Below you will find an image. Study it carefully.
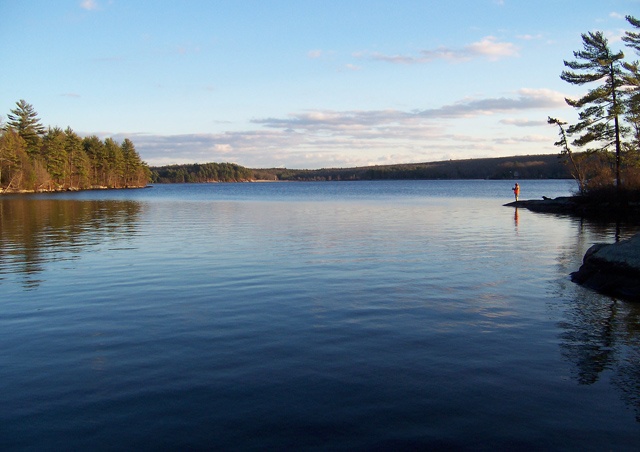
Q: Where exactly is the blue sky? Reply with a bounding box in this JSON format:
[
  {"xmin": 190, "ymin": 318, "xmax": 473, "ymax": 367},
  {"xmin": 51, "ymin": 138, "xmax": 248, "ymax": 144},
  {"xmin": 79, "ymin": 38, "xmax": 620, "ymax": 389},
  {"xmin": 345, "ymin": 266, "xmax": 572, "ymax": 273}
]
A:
[{"xmin": 1, "ymin": 0, "xmax": 639, "ymax": 168}]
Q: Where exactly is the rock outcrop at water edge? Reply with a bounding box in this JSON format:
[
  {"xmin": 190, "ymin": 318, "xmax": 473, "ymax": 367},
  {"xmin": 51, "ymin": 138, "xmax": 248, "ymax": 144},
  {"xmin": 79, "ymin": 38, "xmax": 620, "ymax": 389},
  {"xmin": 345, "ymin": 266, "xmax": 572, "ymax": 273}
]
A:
[
  {"xmin": 504, "ymin": 196, "xmax": 640, "ymax": 219},
  {"xmin": 504, "ymin": 197, "xmax": 577, "ymax": 213},
  {"xmin": 570, "ymin": 233, "xmax": 640, "ymax": 301}
]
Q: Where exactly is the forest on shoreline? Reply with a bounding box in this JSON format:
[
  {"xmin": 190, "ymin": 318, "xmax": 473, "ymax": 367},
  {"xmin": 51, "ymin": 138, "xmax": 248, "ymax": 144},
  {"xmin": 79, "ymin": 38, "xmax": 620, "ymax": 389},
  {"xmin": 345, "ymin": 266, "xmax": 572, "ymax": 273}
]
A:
[
  {"xmin": 150, "ymin": 154, "xmax": 571, "ymax": 183},
  {"xmin": 0, "ymin": 100, "xmax": 151, "ymax": 193}
]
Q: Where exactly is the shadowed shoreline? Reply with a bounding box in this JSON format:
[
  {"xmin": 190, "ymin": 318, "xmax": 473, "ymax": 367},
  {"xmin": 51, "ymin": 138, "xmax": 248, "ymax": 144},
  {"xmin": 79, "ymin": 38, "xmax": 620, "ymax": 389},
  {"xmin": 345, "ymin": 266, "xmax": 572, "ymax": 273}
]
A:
[
  {"xmin": 506, "ymin": 196, "xmax": 640, "ymax": 301},
  {"xmin": 505, "ymin": 196, "xmax": 640, "ymax": 220}
]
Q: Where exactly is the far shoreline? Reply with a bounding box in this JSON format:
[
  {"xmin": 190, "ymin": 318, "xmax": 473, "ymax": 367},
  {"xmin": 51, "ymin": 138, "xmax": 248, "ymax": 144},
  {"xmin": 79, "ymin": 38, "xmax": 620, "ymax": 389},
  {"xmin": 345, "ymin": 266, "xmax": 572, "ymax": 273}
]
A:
[{"xmin": 0, "ymin": 185, "xmax": 151, "ymax": 195}]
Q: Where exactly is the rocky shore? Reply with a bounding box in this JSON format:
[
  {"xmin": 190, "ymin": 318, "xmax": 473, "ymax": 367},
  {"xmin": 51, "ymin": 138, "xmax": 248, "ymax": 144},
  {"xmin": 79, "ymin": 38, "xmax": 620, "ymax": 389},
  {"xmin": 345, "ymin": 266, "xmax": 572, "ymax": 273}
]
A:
[
  {"xmin": 0, "ymin": 185, "xmax": 150, "ymax": 195},
  {"xmin": 505, "ymin": 196, "xmax": 640, "ymax": 301},
  {"xmin": 570, "ymin": 234, "xmax": 640, "ymax": 301},
  {"xmin": 504, "ymin": 196, "xmax": 640, "ymax": 218}
]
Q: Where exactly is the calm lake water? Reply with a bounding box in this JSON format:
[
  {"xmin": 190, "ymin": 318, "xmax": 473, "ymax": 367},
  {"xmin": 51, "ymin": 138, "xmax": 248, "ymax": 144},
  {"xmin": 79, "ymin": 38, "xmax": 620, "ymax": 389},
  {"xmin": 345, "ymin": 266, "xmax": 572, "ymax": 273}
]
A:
[{"xmin": 2, "ymin": 180, "xmax": 640, "ymax": 450}]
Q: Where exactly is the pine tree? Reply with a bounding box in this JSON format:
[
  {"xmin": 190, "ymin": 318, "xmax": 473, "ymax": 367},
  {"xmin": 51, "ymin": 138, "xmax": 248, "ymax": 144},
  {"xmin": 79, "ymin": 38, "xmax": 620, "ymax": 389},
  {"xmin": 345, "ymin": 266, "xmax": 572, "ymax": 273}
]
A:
[
  {"xmin": 0, "ymin": 128, "xmax": 28, "ymax": 190},
  {"xmin": 622, "ymin": 15, "xmax": 640, "ymax": 53},
  {"xmin": 623, "ymin": 16, "xmax": 640, "ymax": 166},
  {"xmin": 82, "ymin": 135, "xmax": 107, "ymax": 187},
  {"xmin": 2, "ymin": 100, "xmax": 149, "ymax": 192},
  {"xmin": 104, "ymin": 138, "xmax": 124, "ymax": 187},
  {"xmin": 561, "ymin": 31, "xmax": 627, "ymax": 192},
  {"xmin": 6, "ymin": 99, "xmax": 46, "ymax": 155},
  {"xmin": 41, "ymin": 127, "xmax": 67, "ymax": 188},
  {"xmin": 65, "ymin": 127, "xmax": 90, "ymax": 189},
  {"xmin": 121, "ymin": 138, "xmax": 149, "ymax": 187}
]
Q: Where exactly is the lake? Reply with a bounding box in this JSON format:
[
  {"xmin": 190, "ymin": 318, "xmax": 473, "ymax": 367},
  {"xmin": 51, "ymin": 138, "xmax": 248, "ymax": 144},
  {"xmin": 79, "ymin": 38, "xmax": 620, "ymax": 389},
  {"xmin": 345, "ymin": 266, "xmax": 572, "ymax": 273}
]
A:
[{"xmin": 2, "ymin": 180, "xmax": 640, "ymax": 450}]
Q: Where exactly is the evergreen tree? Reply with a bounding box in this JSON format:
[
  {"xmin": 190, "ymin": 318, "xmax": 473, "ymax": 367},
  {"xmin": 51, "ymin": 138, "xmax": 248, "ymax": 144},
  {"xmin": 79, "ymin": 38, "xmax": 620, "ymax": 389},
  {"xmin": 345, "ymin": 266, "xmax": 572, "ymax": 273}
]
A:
[
  {"xmin": 0, "ymin": 128, "xmax": 28, "ymax": 190},
  {"xmin": 623, "ymin": 61, "xmax": 640, "ymax": 164},
  {"xmin": 121, "ymin": 138, "xmax": 141, "ymax": 186},
  {"xmin": 104, "ymin": 137, "xmax": 124, "ymax": 187},
  {"xmin": 622, "ymin": 15, "xmax": 640, "ymax": 53},
  {"xmin": 65, "ymin": 127, "xmax": 90, "ymax": 189},
  {"xmin": 43, "ymin": 127, "xmax": 69, "ymax": 187},
  {"xmin": 6, "ymin": 99, "xmax": 46, "ymax": 155},
  {"xmin": 623, "ymin": 16, "xmax": 640, "ymax": 165},
  {"xmin": 1, "ymin": 101, "xmax": 150, "ymax": 193},
  {"xmin": 561, "ymin": 31, "xmax": 627, "ymax": 191},
  {"xmin": 82, "ymin": 135, "xmax": 107, "ymax": 186}
]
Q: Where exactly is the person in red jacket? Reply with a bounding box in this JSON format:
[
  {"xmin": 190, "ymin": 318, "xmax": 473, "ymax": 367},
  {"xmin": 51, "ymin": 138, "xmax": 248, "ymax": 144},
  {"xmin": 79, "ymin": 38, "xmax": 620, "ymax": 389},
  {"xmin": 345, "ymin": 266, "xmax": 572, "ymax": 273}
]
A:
[{"xmin": 512, "ymin": 182, "xmax": 520, "ymax": 201}]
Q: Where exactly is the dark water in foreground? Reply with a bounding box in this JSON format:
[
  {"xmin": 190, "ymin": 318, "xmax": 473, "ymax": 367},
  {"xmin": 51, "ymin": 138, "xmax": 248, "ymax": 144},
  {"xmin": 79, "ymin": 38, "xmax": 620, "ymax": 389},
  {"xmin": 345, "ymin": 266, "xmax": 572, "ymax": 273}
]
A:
[{"xmin": 1, "ymin": 180, "xmax": 640, "ymax": 450}]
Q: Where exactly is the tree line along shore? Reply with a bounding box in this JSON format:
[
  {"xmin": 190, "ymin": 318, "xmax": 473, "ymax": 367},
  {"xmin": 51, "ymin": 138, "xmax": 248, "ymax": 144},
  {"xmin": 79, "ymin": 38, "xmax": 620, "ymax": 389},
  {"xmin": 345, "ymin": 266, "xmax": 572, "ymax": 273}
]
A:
[
  {"xmin": 0, "ymin": 100, "xmax": 151, "ymax": 193},
  {"xmin": 0, "ymin": 99, "xmax": 571, "ymax": 190},
  {"xmin": 150, "ymin": 154, "xmax": 571, "ymax": 183}
]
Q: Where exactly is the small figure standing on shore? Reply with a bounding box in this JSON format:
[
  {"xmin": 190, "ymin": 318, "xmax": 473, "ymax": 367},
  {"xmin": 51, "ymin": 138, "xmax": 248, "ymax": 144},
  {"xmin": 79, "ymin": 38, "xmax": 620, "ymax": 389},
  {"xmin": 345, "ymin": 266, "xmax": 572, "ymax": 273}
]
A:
[{"xmin": 512, "ymin": 183, "xmax": 520, "ymax": 201}]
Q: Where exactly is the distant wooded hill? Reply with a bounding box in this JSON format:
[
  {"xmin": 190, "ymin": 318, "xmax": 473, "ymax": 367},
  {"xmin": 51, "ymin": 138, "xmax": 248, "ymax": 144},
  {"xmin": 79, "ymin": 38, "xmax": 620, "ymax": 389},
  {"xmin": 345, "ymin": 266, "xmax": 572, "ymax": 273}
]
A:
[
  {"xmin": 151, "ymin": 162, "xmax": 253, "ymax": 183},
  {"xmin": 254, "ymin": 154, "xmax": 571, "ymax": 181},
  {"xmin": 151, "ymin": 154, "xmax": 572, "ymax": 183}
]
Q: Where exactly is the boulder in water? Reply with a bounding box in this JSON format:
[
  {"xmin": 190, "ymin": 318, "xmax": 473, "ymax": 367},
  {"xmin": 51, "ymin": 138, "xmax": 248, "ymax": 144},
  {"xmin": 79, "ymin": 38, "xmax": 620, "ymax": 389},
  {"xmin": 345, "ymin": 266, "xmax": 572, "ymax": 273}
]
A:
[{"xmin": 571, "ymin": 233, "xmax": 640, "ymax": 301}]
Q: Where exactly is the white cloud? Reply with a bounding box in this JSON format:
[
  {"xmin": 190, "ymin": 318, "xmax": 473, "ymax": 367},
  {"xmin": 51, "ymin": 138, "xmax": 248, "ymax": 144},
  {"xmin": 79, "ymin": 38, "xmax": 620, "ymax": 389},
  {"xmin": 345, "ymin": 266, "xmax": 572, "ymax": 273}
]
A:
[
  {"xmin": 212, "ymin": 143, "xmax": 232, "ymax": 153},
  {"xmin": 369, "ymin": 53, "xmax": 420, "ymax": 64},
  {"xmin": 252, "ymin": 90, "xmax": 559, "ymax": 133},
  {"xmin": 368, "ymin": 36, "xmax": 519, "ymax": 64},
  {"xmin": 500, "ymin": 118, "xmax": 548, "ymax": 127},
  {"xmin": 80, "ymin": 0, "xmax": 99, "ymax": 11},
  {"xmin": 117, "ymin": 126, "xmax": 556, "ymax": 169},
  {"xmin": 102, "ymin": 89, "xmax": 562, "ymax": 168},
  {"xmin": 417, "ymin": 88, "xmax": 566, "ymax": 118},
  {"xmin": 494, "ymin": 134, "xmax": 550, "ymax": 145},
  {"xmin": 517, "ymin": 34, "xmax": 543, "ymax": 41},
  {"xmin": 464, "ymin": 36, "xmax": 519, "ymax": 60},
  {"xmin": 605, "ymin": 29, "xmax": 627, "ymax": 43}
]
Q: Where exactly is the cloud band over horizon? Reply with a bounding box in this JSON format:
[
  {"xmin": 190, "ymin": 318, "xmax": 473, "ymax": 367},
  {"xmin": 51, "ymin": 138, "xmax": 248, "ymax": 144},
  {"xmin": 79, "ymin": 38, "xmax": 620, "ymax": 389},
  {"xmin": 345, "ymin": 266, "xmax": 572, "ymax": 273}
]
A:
[{"xmin": 97, "ymin": 88, "xmax": 567, "ymax": 169}]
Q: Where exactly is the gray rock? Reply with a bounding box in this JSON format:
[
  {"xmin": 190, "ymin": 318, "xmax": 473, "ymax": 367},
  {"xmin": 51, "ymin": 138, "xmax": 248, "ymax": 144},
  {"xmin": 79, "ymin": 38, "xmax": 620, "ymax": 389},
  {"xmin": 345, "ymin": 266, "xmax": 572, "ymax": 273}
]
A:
[
  {"xmin": 504, "ymin": 197, "xmax": 580, "ymax": 214},
  {"xmin": 505, "ymin": 196, "xmax": 640, "ymax": 220},
  {"xmin": 571, "ymin": 233, "xmax": 640, "ymax": 301}
]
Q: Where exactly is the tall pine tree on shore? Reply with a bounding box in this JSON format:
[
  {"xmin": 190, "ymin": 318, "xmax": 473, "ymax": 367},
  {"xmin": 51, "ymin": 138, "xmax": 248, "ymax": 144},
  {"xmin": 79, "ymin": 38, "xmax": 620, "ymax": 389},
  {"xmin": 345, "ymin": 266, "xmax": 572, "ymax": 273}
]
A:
[
  {"xmin": 561, "ymin": 32, "xmax": 627, "ymax": 193},
  {"xmin": 6, "ymin": 99, "xmax": 46, "ymax": 155},
  {"xmin": 623, "ymin": 16, "xmax": 640, "ymax": 165}
]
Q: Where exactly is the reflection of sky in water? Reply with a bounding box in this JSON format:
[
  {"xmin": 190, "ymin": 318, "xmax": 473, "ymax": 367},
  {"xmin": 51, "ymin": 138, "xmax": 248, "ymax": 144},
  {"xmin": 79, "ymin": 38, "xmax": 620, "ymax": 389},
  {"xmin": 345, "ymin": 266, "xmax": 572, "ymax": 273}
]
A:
[{"xmin": 1, "ymin": 181, "xmax": 640, "ymax": 449}]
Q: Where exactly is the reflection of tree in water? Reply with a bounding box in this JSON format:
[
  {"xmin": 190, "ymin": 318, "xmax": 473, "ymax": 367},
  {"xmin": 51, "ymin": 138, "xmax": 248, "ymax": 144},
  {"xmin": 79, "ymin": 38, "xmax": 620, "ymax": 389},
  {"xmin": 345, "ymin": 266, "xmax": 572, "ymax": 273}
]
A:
[
  {"xmin": 611, "ymin": 304, "xmax": 640, "ymax": 422},
  {"xmin": 559, "ymin": 295, "xmax": 619, "ymax": 385},
  {"xmin": 553, "ymin": 216, "xmax": 640, "ymax": 421},
  {"xmin": 0, "ymin": 198, "xmax": 142, "ymax": 288}
]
